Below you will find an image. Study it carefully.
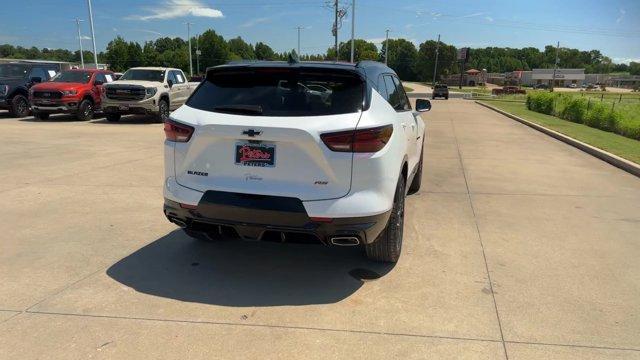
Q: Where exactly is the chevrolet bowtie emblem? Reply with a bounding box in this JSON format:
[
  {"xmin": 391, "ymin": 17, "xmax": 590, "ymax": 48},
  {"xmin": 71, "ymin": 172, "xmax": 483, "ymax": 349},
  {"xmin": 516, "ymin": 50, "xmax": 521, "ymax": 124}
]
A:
[{"xmin": 242, "ymin": 129, "xmax": 262, "ymax": 137}]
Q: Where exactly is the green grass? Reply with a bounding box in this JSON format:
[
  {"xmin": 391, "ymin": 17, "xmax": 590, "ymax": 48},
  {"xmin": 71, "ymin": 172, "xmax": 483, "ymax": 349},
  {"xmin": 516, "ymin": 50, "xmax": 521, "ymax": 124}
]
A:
[
  {"xmin": 403, "ymin": 85, "xmax": 414, "ymax": 93},
  {"xmin": 479, "ymin": 100, "xmax": 640, "ymax": 164}
]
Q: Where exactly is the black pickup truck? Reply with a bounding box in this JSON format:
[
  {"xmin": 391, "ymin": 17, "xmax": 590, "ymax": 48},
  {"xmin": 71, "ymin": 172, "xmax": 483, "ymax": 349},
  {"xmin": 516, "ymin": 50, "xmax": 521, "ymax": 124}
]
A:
[
  {"xmin": 0, "ymin": 61, "xmax": 64, "ymax": 117},
  {"xmin": 432, "ymin": 84, "xmax": 449, "ymax": 100}
]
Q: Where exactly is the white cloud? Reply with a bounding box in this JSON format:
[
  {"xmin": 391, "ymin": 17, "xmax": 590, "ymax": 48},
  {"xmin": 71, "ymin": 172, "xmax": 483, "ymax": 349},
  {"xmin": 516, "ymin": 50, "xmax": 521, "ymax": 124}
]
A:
[
  {"xmin": 240, "ymin": 17, "xmax": 270, "ymax": 28},
  {"xmin": 484, "ymin": 16, "xmax": 494, "ymax": 22},
  {"xmin": 135, "ymin": 29, "xmax": 163, "ymax": 36},
  {"xmin": 616, "ymin": 8, "xmax": 625, "ymax": 23},
  {"xmin": 78, "ymin": 35, "xmax": 92, "ymax": 40},
  {"xmin": 459, "ymin": 12, "xmax": 485, "ymax": 19},
  {"xmin": 612, "ymin": 57, "xmax": 639, "ymax": 64},
  {"xmin": 126, "ymin": 0, "xmax": 223, "ymax": 21}
]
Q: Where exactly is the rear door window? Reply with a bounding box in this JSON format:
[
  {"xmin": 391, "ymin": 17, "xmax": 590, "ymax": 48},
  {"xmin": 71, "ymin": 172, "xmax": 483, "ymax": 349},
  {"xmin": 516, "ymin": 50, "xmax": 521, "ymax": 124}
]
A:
[
  {"xmin": 172, "ymin": 71, "xmax": 185, "ymax": 84},
  {"xmin": 187, "ymin": 67, "xmax": 364, "ymax": 116},
  {"xmin": 391, "ymin": 76, "xmax": 411, "ymax": 111}
]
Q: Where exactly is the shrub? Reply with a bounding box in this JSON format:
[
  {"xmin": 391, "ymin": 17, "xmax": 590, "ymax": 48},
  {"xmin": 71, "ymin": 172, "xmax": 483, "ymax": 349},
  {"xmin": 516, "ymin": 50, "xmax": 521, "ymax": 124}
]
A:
[
  {"xmin": 526, "ymin": 92, "xmax": 555, "ymax": 115},
  {"xmin": 558, "ymin": 97, "xmax": 588, "ymax": 123},
  {"xmin": 525, "ymin": 92, "xmax": 640, "ymax": 141}
]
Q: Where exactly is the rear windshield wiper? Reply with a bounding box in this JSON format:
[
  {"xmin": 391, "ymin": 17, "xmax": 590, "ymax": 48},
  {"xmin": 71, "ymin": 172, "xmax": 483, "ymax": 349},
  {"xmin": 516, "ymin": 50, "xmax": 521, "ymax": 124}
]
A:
[{"xmin": 213, "ymin": 104, "xmax": 263, "ymax": 115}]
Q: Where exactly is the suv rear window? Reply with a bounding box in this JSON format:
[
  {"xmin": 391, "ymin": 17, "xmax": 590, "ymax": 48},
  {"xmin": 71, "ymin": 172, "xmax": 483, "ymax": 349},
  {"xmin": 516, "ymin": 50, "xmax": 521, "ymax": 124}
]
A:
[
  {"xmin": 435, "ymin": 85, "xmax": 448, "ymax": 90},
  {"xmin": 186, "ymin": 67, "xmax": 364, "ymax": 116}
]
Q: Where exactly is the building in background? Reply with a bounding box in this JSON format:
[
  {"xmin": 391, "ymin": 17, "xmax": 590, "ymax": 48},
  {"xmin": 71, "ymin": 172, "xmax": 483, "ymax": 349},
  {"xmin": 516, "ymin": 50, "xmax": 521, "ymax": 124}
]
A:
[
  {"xmin": 441, "ymin": 69, "xmax": 487, "ymax": 86},
  {"xmin": 532, "ymin": 68, "xmax": 585, "ymax": 87}
]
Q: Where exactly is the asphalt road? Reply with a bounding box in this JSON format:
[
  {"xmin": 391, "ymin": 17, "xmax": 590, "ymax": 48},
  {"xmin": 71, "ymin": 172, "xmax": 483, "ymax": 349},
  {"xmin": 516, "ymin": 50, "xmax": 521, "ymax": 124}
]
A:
[{"xmin": 0, "ymin": 101, "xmax": 639, "ymax": 359}]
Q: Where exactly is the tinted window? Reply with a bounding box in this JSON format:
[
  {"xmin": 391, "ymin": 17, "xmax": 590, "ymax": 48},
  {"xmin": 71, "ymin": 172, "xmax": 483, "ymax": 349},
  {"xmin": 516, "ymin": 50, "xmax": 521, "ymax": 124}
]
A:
[
  {"xmin": 29, "ymin": 67, "xmax": 47, "ymax": 81},
  {"xmin": 0, "ymin": 64, "xmax": 30, "ymax": 78},
  {"xmin": 120, "ymin": 69, "xmax": 165, "ymax": 82},
  {"xmin": 172, "ymin": 70, "xmax": 185, "ymax": 84},
  {"xmin": 435, "ymin": 85, "xmax": 448, "ymax": 90},
  {"xmin": 95, "ymin": 73, "xmax": 107, "ymax": 84},
  {"xmin": 52, "ymin": 71, "xmax": 92, "ymax": 83},
  {"xmin": 383, "ymin": 75, "xmax": 401, "ymax": 110},
  {"xmin": 167, "ymin": 71, "xmax": 178, "ymax": 84},
  {"xmin": 187, "ymin": 68, "xmax": 364, "ymax": 117},
  {"xmin": 391, "ymin": 76, "xmax": 411, "ymax": 111},
  {"xmin": 377, "ymin": 76, "xmax": 389, "ymax": 100}
]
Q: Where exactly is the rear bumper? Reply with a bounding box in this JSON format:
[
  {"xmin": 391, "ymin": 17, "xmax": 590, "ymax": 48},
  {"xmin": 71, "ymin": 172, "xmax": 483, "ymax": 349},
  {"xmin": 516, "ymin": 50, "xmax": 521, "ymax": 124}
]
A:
[{"xmin": 163, "ymin": 192, "xmax": 390, "ymax": 245}]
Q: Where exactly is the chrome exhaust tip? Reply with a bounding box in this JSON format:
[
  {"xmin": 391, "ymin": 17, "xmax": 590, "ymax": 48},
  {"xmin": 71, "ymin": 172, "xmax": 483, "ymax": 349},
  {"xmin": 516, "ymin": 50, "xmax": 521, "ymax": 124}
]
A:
[
  {"xmin": 330, "ymin": 236, "xmax": 360, "ymax": 246},
  {"xmin": 169, "ymin": 217, "xmax": 187, "ymax": 228}
]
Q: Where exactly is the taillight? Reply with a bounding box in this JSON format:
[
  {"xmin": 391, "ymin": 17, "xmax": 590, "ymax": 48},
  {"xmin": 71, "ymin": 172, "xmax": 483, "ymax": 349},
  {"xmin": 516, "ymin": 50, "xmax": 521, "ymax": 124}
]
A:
[
  {"xmin": 164, "ymin": 120, "xmax": 194, "ymax": 142},
  {"xmin": 321, "ymin": 125, "xmax": 393, "ymax": 153}
]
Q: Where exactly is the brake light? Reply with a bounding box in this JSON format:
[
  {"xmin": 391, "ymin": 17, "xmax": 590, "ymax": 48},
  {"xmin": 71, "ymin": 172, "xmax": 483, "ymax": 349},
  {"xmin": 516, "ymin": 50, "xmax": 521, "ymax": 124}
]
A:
[
  {"xmin": 321, "ymin": 125, "xmax": 393, "ymax": 153},
  {"xmin": 164, "ymin": 120, "xmax": 194, "ymax": 142}
]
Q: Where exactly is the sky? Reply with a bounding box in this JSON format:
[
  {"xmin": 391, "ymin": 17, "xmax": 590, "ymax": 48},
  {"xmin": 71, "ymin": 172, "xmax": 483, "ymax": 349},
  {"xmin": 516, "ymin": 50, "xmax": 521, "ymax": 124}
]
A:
[{"xmin": 1, "ymin": 0, "xmax": 639, "ymax": 63}]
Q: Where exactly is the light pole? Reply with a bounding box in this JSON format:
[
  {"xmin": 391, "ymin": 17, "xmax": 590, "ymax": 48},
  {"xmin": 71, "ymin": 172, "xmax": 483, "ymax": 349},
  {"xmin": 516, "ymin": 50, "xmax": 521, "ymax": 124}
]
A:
[
  {"xmin": 432, "ymin": 34, "xmax": 440, "ymax": 87},
  {"xmin": 186, "ymin": 22, "xmax": 193, "ymax": 77},
  {"xmin": 384, "ymin": 29, "xmax": 390, "ymax": 65},
  {"xmin": 296, "ymin": 26, "xmax": 303, "ymax": 56},
  {"xmin": 196, "ymin": 34, "xmax": 200, "ymax": 75},
  {"xmin": 86, "ymin": 0, "xmax": 98, "ymax": 69},
  {"xmin": 75, "ymin": 18, "xmax": 85, "ymax": 69},
  {"xmin": 551, "ymin": 41, "xmax": 560, "ymax": 92},
  {"xmin": 334, "ymin": 0, "xmax": 339, "ymax": 61},
  {"xmin": 350, "ymin": 0, "xmax": 355, "ymax": 63}
]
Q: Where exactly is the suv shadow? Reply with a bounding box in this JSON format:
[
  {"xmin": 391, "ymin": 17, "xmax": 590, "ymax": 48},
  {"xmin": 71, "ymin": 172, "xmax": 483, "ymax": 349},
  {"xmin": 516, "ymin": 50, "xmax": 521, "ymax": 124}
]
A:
[{"xmin": 106, "ymin": 229, "xmax": 395, "ymax": 307}]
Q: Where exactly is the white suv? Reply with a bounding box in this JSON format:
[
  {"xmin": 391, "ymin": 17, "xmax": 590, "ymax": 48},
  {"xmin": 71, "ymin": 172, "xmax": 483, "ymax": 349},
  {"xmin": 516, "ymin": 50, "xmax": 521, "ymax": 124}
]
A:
[{"xmin": 163, "ymin": 61, "xmax": 431, "ymax": 262}]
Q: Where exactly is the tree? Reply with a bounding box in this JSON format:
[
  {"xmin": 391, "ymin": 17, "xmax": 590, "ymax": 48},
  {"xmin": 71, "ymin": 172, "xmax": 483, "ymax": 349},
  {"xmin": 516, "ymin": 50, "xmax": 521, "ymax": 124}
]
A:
[
  {"xmin": 380, "ymin": 39, "xmax": 418, "ymax": 80},
  {"xmin": 327, "ymin": 39, "xmax": 378, "ymax": 62},
  {"xmin": 198, "ymin": 30, "xmax": 230, "ymax": 69},
  {"xmin": 228, "ymin": 37, "xmax": 255, "ymax": 60},
  {"xmin": 629, "ymin": 62, "xmax": 640, "ymax": 76},
  {"xmin": 103, "ymin": 36, "xmax": 131, "ymax": 72},
  {"xmin": 254, "ymin": 42, "xmax": 275, "ymax": 60},
  {"xmin": 415, "ymin": 40, "xmax": 457, "ymax": 82}
]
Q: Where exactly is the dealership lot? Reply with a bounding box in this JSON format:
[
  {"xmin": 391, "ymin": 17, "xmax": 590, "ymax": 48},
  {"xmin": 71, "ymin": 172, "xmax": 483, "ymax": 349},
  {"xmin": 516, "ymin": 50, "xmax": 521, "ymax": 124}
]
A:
[{"xmin": 0, "ymin": 100, "xmax": 639, "ymax": 359}]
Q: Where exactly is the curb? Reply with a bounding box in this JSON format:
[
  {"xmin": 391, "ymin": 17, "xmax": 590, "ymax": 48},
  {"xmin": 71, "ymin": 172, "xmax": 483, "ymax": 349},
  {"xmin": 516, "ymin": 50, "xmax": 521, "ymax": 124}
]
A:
[{"xmin": 475, "ymin": 101, "xmax": 640, "ymax": 178}]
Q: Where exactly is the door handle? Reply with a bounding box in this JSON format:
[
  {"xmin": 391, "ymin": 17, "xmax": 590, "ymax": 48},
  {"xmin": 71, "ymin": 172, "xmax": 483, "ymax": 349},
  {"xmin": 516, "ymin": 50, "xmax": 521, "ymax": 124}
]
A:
[{"xmin": 401, "ymin": 123, "xmax": 407, "ymax": 128}]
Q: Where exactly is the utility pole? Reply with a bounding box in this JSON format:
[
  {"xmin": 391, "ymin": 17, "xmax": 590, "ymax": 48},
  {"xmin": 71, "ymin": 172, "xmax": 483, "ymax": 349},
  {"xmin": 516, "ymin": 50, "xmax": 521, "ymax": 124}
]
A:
[
  {"xmin": 384, "ymin": 29, "xmax": 390, "ymax": 65},
  {"xmin": 75, "ymin": 18, "xmax": 85, "ymax": 69},
  {"xmin": 296, "ymin": 26, "xmax": 303, "ymax": 56},
  {"xmin": 334, "ymin": 0, "xmax": 339, "ymax": 61},
  {"xmin": 86, "ymin": 0, "xmax": 98, "ymax": 69},
  {"xmin": 551, "ymin": 41, "xmax": 560, "ymax": 92},
  {"xmin": 432, "ymin": 34, "xmax": 440, "ymax": 87},
  {"xmin": 186, "ymin": 22, "xmax": 193, "ymax": 77},
  {"xmin": 196, "ymin": 34, "xmax": 200, "ymax": 75},
  {"xmin": 350, "ymin": 0, "xmax": 355, "ymax": 63}
]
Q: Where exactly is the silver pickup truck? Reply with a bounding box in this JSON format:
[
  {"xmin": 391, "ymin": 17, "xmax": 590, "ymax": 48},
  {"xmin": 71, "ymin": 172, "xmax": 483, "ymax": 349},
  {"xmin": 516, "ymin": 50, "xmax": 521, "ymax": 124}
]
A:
[{"xmin": 102, "ymin": 67, "xmax": 198, "ymax": 122}]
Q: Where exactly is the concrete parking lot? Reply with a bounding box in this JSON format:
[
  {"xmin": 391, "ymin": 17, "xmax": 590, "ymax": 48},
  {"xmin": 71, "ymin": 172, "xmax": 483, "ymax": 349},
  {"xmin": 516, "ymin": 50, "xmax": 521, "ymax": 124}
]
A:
[{"xmin": 0, "ymin": 100, "xmax": 639, "ymax": 359}]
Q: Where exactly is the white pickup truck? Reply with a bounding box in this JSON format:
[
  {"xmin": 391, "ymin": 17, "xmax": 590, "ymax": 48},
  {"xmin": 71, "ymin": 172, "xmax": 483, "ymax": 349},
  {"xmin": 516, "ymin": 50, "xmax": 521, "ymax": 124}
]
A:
[{"xmin": 102, "ymin": 67, "xmax": 199, "ymax": 122}]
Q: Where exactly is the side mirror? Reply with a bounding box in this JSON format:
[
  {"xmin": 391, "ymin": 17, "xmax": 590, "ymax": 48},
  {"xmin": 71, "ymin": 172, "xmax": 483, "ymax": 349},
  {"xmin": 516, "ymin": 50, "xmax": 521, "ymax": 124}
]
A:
[
  {"xmin": 167, "ymin": 79, "xmax": 174, "ymax": 88},
  {"xmin": 94, "ymin": 80, "xmax": 104, "ymax": 86},
  {"xmin": 30, "ymin": 77, "xmax": 42, "ymax": 84},
  {"xmin": 415, "ymin": 98, "xmax": 431, "ymax": 112}
]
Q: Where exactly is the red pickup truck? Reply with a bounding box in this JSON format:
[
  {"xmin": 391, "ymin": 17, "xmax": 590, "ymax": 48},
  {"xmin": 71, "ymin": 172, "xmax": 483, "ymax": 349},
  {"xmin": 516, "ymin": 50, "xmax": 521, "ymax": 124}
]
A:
[
  {"xmin": 29, "ymin": 69, "xmax": 115, "ymax": 120},
  {"xmin": 491, "ymin": 86, "xmax": 526, "ymax": 95}
]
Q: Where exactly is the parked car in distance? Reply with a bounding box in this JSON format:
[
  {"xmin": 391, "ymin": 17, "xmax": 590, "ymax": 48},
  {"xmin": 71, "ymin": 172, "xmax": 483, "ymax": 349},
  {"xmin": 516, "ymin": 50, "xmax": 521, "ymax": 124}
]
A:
[
  {"xmin": 432, "ymin": 84, "xmax": 449, "ymax": 99},
  {"xmin": 102, "ymin": 67, "xmax": 197, "ymax": 122},
  {"xmin": 534, "ymin": 83, "xmax": 548, "ymax": 90},
  {"xmin": 492, "ymin": 86, "xmax": 527, "ymax": 95},
  {"xmin": 29, "ymin": 69, "xmax": 115, "ymax": 120},
  {"xmin": 568, "ymin": 83, "xmax": 577, "ymax": 88},
  {"xmin": 163, "ymin": 60, "xmax": 430, "ymax": 263},
  {"xmin": 0, "ymin": 61, "xmax": 62, "ymax": 117}
]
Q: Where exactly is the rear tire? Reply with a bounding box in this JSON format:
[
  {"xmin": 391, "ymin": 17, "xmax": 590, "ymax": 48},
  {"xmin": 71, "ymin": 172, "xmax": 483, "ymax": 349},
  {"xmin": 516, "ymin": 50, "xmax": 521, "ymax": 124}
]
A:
[
  {"xmin": 9, "ymin": 94, "xmax": 29, "ymax": 118},
  {"xmin": 365, "ymin": 175, "xmax": 405, "ymax": 263},
  {"xmin": 33, "ymin": 111, "xmax": 50, "ymax": 120},
  {"xmin": 76, "ymin": 99, "xmax": 94, "ymax": 121},
  {"xmin": 106, "ymin": 113, "xmax": 121, "ymax": 122},
  {"xmin": 408, "ymin": 145, "xmax": 424, "ymax": 194}
]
